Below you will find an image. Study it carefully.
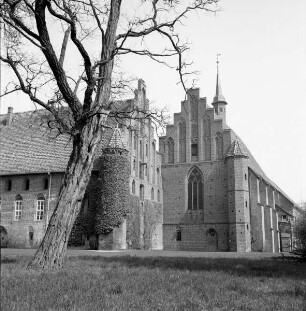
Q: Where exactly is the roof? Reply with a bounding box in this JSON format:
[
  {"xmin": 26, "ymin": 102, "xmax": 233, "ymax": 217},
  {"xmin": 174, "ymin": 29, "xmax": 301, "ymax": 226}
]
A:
[
  {"xmin": 226, "ymin": 140, "xmax": 248, "ymax": 158},
  {"xmin": 0, "ymin": 110, "xmax": 114, "ymax": 175},
  {"xmin": 107, "ymin": 126, "xmax": 127, "ymax": 150},
  {"xmin": 231, "ymin": 132, "xmax": 295, "ymax": 205}
]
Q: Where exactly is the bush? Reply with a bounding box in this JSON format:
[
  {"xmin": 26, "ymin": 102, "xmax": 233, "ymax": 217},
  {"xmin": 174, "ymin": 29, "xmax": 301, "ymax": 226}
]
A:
[{"xmin": 293, "ymin": 211, "xmax": 306, "ymax": 260}]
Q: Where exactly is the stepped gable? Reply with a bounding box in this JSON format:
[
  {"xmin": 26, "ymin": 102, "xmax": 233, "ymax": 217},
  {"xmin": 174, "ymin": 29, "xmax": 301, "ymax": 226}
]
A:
[{"xmin": 226, "ymin": 139, "xmax": 248, "ymax": 158}]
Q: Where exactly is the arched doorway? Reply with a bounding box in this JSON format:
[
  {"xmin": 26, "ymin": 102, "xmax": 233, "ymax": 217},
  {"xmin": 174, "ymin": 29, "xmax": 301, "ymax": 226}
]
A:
[
  {"xmin": 0, "ymin": 226, "xmax": 8, "ymax": 248},
  {"xmin": 206, "ymin": 228, "xmax": 218, "ymax": 252}
]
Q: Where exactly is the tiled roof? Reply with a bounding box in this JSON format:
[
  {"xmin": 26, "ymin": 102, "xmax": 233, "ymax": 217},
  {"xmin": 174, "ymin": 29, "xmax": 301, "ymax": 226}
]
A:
[
  {"xmin": 0, "ymin": 110, "xmax": 113, "ymax": 175},
  {"xmin": 230, "ymin": 132, "xmax": 295, "ymax": 205},
  {"xmin": 107, "ymin": 126, "xmax": 127, "ymax": 150},
  {"xmin": 226, "ymin": 139, "xmax": 248, "ymax": 158}
]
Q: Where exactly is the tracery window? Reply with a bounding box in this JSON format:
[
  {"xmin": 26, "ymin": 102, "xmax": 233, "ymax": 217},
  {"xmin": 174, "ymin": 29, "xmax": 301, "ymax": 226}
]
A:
[
  {"xmin": 14, "ymin": 195, "xmax": 23, "ymax": 221},
  {"xmin": 187, "ymin": 167, "xmax": 203, "ymax": 210}
]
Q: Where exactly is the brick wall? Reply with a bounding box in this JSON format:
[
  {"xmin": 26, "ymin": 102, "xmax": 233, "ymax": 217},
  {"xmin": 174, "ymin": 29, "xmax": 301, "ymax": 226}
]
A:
[{"xmin": 0, "ymin": 172, "xmax": 62, "ymax": 247}]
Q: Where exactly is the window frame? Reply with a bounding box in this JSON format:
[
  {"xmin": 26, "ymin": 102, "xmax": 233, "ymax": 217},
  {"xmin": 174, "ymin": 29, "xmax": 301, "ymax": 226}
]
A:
[
  {"xmin": 35, "ymin": 198, "xmax": 45, "ymax": 221},
  {"xmin": 14, "ymin": 199, "xmax": 22, "ymax": 221}
]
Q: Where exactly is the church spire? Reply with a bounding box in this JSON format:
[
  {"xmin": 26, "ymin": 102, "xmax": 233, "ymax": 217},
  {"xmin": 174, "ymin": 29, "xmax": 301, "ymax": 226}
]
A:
[{"xmin": 212, "ymin": 54, "xmax": 227, "ymax": 105}]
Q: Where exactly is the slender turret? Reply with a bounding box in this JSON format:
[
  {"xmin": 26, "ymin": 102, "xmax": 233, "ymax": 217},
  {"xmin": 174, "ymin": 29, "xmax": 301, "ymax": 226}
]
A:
[{"xmin": 212, "ymin": 55, "xmax": 227, "ymax": 122}]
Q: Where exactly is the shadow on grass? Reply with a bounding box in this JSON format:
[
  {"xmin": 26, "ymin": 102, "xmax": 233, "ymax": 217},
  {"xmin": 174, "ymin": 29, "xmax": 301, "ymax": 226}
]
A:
[{"xmin": 71, "ymin": 255, "xmax": 306, "ymax": 280}]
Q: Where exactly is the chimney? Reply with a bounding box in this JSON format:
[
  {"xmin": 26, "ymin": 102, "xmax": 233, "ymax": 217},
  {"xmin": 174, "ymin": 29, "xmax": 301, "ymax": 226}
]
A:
[{"xmin": 6, "ymin": 107, "xmax": 13, "ymax": 126}]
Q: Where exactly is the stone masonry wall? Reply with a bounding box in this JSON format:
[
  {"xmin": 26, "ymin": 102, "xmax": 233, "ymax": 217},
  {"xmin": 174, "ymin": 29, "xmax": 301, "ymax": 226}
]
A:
[{"xmin": 0, "ymin": 173, "xmax": 62, "ymax": 248}]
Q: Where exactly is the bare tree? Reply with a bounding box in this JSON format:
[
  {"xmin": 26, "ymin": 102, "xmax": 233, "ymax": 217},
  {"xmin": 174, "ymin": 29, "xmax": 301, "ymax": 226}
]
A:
[{"xmin": 0, "ymin": 0, "xmax": 219, "ymax": 269}]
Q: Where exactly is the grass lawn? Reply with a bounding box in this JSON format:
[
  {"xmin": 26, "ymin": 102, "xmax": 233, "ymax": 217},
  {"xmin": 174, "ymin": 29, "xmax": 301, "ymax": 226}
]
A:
[{"xmin": 1, "ymin": 253, "xmax": 305, "ymax": 311}]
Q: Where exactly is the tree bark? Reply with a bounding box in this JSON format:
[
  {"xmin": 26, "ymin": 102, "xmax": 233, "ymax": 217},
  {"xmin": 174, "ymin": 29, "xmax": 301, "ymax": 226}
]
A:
[
  {"xmin": 29, "ymin": 0, "xmax": 122, "ymax": 269},
  {"xmin": 29, "ymin": 112, "xmax": 108, "ymax": 269}
]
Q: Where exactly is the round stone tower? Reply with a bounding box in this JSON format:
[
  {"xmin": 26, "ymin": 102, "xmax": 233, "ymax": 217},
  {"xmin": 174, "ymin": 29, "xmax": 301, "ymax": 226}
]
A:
[{"xmin": 94, "ymin": 126, "xmax": 130, "ymax": 250}]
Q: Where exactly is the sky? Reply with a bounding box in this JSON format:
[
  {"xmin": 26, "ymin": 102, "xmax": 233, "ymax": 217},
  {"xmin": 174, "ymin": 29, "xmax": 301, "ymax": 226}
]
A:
[{"xmin": 0, "ymin": 0, "xmax": 305, "ymax": 203}]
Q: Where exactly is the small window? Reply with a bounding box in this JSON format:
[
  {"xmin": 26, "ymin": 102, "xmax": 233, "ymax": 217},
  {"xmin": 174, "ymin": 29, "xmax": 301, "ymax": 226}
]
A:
[
  {"xmin": 151, "ymin": 187, "xmax": 154, "ymax": 200},
  {"xmin": 133, "ymin": 159, "xmax": 136, "ymax": 170},
  {"xmin": 36, "ymin": 195, "xmax": 45, "ymax": 221},
  {"xmin": 282, "ymin": 215, "xmax": 287, "ymax": 221},
  {"xmin": 25, "ymin": 179, "xmax": 30, "ymax": 190},
  {"xmin": 176, "ymin": 227, "xmax": 182, "ymax": 241},
  {"xmin": 245, "ymin": 174, "xmax": 247, "ymax": 180},
  {"xmin": 7, "ymin": 180, "xmax": 12, "ymax": 191},
  {"xmin": 191, "ymin": 144, "xmax": 198, "ymax": 156},
  {"xmin": 157, "ymin": 190, "xmax": 160, "ymax": 202},
  {"xmin": 139, "ymin": 162, "xmax": 143, "ymax": 179},
  {"xmin": 14, "ymin": 195, "xmax": 23, "ymax": 221},
  {"xmin": 29, "ymin": 226, "xmax": 34, "ymax": 241},
  {"xmin": 140, "ymin": 185, "xmax": 144, "ymax": 201},
  {"xmin": 245, "ymin": 201, "xmax": 248, "ymax": 207},
  {"xmin": 132, "ymin": 180, "xmax": 136, "ymax": 194},
  {"xmin": 146, "ymin": 144, "xmax": 148, "ymax": 156},
  {"xmin": 44, "ymin": 177, "xmax": 49, "ymax": 190}
]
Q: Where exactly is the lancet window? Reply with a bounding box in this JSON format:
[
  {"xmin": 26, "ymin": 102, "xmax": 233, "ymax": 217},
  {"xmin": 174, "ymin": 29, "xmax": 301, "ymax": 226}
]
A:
[
  {"xmin": 167, "ymin": 137, "xmax": 174, "ymax": 164},
  {"xmin": 178, "ymin": 119, "xmax": 186, "ymax": 162},
  {"xmin": 187, "ymin": 167, "xmax": 203, "ymax": 210}
]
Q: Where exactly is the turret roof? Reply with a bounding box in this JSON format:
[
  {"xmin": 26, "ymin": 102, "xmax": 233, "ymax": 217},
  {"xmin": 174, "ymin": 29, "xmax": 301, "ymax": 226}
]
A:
[
  {"xmin": 226, "ymin": 139, "xmax": 249, "ymax": 158},
  {"xmin": 106, "ymin": 126, "xmax": 127, "ymax": 150},
  {"xmin": 212, "ymin": 59, "xmax": 227, "ymax": 105}
]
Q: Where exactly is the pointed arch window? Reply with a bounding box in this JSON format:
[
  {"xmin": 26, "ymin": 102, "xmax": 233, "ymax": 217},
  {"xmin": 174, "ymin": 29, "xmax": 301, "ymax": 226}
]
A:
[
  {"xmin": 14, "ymin": 195, "xmax": 23, "ymax": 221},
  {"xmin": 178, "ymin": 119, "xmax": 186, "ymax": 162},
  {"xmin": 168, "ymin": 137, "xmax": 174, "ymax": 164},
  {"xmin": 187, "ymin": 167, "xmax": 203, "ymax": 210},
  {"xmin": 216, "ymin": 132, "xmax": 223, "ymax": 160}
]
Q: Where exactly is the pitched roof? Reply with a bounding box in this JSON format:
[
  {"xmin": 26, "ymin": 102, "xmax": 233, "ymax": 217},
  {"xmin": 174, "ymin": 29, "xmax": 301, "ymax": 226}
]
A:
[
  {"xmin": 226, "ymin": 139, "xmax": 248, "ymax": 158},
  {"xmin": 0, "ymin": 110, "xmax": 114, "ymax": 175},
  {"xmin": 230, "ymin": 132, "xmax": 295, "ymax": 205},
  {"xmin": 107, "ymin": 126, "xmax": 127, "ymax": 150}
]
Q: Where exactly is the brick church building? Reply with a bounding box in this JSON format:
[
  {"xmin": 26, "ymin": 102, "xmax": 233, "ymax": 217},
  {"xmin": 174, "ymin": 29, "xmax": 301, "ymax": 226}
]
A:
[
  {"xmin": 159, "ymin": 66, "xmax": 296, "ymax": 252},
  {"xmin": 0, "ymin": 73, "xmax": 297, "ymax": 252}
]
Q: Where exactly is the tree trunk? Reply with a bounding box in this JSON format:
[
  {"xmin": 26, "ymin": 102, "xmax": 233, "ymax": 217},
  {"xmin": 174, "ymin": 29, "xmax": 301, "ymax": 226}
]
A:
[
  {"xmin": 29, "ymin": 0, "xmax": 122, "ymax": 269},
  {"xmin": 28, "ymin": 112, "xmax": 108, "ymax": 269}
]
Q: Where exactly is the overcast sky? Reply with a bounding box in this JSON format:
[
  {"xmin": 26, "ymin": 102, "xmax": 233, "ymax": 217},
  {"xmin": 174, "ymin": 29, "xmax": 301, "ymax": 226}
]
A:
[{"xmin": 1, "ymin": 0, "xmax": 305, "ymax": 203}]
